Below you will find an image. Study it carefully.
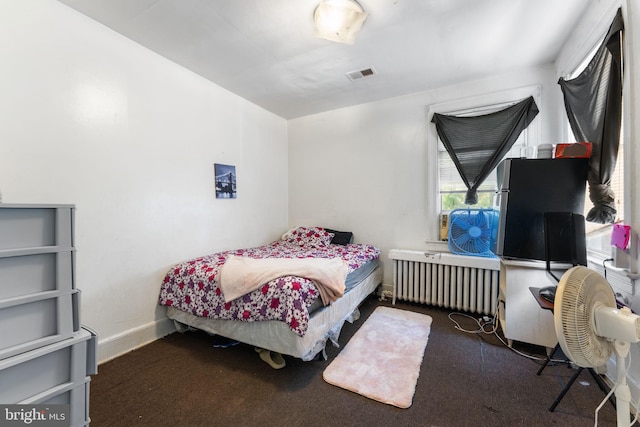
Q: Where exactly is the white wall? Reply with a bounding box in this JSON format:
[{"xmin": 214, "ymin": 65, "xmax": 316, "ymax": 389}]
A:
[
  {"xmin": 288, "ymin": 65, "xmax": 561, "ymax": 288},
  {"xmin": 0, "ymin": 0, "xmax": 289, "ymax": 362}
]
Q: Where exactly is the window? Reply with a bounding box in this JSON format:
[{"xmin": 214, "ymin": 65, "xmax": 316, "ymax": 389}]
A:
[
  {"xmin": 437, "ymin": 103, "xmax": 530, "ymax": 211},
  {"xmin": 427, "ymin": 85, "xmax": 541, "ymax": 229},
  {"xmin": 574, "ymin": 119, "xmax": 625, "ymax": 257},
  {"xmin": 566, "ymin": 123, "xmax": 625, "ymax": 231},
  {"xmin": 562, "ymin": 38, "xmax": 625, "ymax": 257}
]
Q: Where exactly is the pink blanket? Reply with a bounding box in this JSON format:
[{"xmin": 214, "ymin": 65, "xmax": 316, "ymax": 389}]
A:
[{"xmin": 219, "ymin": 255, "xmax": 349, "ymax": 305}]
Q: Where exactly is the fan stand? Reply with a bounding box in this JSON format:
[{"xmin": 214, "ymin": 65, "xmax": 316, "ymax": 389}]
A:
[
  {"xmin": 552, "ymin": 341, "xmax": 636, "ymax": 426},
  {"xmin": 613, "ymin": 340, "xmax": 632, "ymax": 427},
  {"xmin": 530, "ymin": 287, "xmax": 615, "ymax": 412},
  {"xmin": 547, "ymin": 363, "xmax": 614, "ymax": 412}
]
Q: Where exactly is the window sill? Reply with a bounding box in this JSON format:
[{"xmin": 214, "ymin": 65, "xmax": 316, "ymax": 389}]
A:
[{"xmin": 424, "ymin": 240, "xmax": 449, "ymax": 253}]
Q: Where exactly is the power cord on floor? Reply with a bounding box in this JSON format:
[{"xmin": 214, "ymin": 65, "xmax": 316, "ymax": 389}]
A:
[
  {"xmin": 447, "ymin": 312, "xmax": 498, "ymax": 335},
  {"xmin": 593, "ymin": 352, "xmax": 640, "ymax": 426},
  {"xmin": 446, "ymin": 301, "xmax": 640, "ymax": 425},
  {"xmin": 447, "ymin": 310, "xmax": 569, "ymax": 365}
]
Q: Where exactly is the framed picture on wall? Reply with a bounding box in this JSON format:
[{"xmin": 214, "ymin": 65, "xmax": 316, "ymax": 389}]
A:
[{"xmin": 214, "ymin": 163, "xmax": 237, "ymax": 199}]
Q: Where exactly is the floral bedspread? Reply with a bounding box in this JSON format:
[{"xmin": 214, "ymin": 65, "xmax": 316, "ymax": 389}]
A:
[{"xmin": 158, "ymin": 241, "xmax": 380, "ymax": 336}]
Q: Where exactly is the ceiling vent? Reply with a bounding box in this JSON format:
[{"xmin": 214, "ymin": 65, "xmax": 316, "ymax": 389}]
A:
[{"xmin": 346, "ymin": 67, "xmax": 376, "ymax": 81}]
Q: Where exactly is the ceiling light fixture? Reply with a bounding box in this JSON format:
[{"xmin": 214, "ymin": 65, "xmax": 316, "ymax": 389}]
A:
[{"xmin": 313, "ymin": 0, "xmax": 367, "ymax": 45}]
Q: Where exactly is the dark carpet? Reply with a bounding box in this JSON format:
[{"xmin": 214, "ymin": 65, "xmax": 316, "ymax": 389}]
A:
[{"xmin": 89, "ymin": 297, "xmax": 617, "ymax": 426}]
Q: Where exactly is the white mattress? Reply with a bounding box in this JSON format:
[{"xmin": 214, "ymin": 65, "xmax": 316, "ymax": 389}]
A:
[{"xmin": 166, "ymin": 266, "xmax": 382, "ymax": 361}]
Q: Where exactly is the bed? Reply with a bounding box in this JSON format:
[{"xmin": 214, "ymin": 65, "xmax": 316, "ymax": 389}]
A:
[{"xmin": 158, "ymin": 227, "xmax": 382, "ymax": 364}]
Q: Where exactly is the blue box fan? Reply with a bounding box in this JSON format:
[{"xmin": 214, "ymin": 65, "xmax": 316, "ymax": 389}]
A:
[{"xmin": 447, "ymin": 208, "xmax": 499, "ymax": 258}]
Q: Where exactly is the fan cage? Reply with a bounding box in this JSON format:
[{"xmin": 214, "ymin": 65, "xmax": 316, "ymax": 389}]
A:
[
  {"xmin": 447, "ymin": 208, "xmax": 498, "ymax": 258},
  {"xmin": 555, "ymin": 266, "xmax": 615, "ymax": 367}
]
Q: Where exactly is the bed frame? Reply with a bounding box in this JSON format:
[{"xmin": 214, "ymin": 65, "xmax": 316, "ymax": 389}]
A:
[{"xmin": 166, "ymin": 266, "xmax": 382, "ymax": 361}]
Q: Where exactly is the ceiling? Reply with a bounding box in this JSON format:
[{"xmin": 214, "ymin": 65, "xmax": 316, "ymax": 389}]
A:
[{"xmin": 57, "ymin": 0, "xmax": 592, "ymax": 119}]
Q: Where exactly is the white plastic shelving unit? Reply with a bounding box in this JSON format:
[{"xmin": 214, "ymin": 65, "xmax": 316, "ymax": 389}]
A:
[{"xmin": 0, "ymin": 204, "xmax": 97, "ymax": 426}]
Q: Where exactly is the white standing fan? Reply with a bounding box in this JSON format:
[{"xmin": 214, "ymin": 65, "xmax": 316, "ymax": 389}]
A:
[{"xmin": 555, "ymin": 266, "xmax": 640, "ymax": 426}]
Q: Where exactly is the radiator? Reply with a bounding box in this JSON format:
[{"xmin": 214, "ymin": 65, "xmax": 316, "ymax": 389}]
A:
[{"xmin": 389, "ymin": 249, "xmax": 501, "ymax": 315}]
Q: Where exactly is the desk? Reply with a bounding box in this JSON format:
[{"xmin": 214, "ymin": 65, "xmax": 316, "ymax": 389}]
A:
[
  {"xmin": 529, "ymin": 286, "xmax": 554, "ymax": 310},
  {"xmin": 498, "ymin": 259, "xmax": 560, "ymax": 351},
  {"xmin": 529, "ymin": 286, "xmax": 558, "ymax": 375}
]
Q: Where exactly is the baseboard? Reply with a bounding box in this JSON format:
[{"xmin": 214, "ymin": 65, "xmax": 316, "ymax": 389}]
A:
[{"xmin": 97, "ymin": 317, "xmax": 176, "ymax": 364}]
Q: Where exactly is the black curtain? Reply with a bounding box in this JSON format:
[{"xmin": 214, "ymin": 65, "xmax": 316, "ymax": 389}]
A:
[
  {"xmin": 558, "ymin": 8, "xmax": 624, "ymax": 224},
  {"xmin": 431, "ymin": 96, "xmax": 539, "ymax": 204}
]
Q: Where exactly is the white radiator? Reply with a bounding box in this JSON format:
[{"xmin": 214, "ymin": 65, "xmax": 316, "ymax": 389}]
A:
[{"xmin": 389, "ymin": 249, "xmax": 501, "ymax": 315}]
